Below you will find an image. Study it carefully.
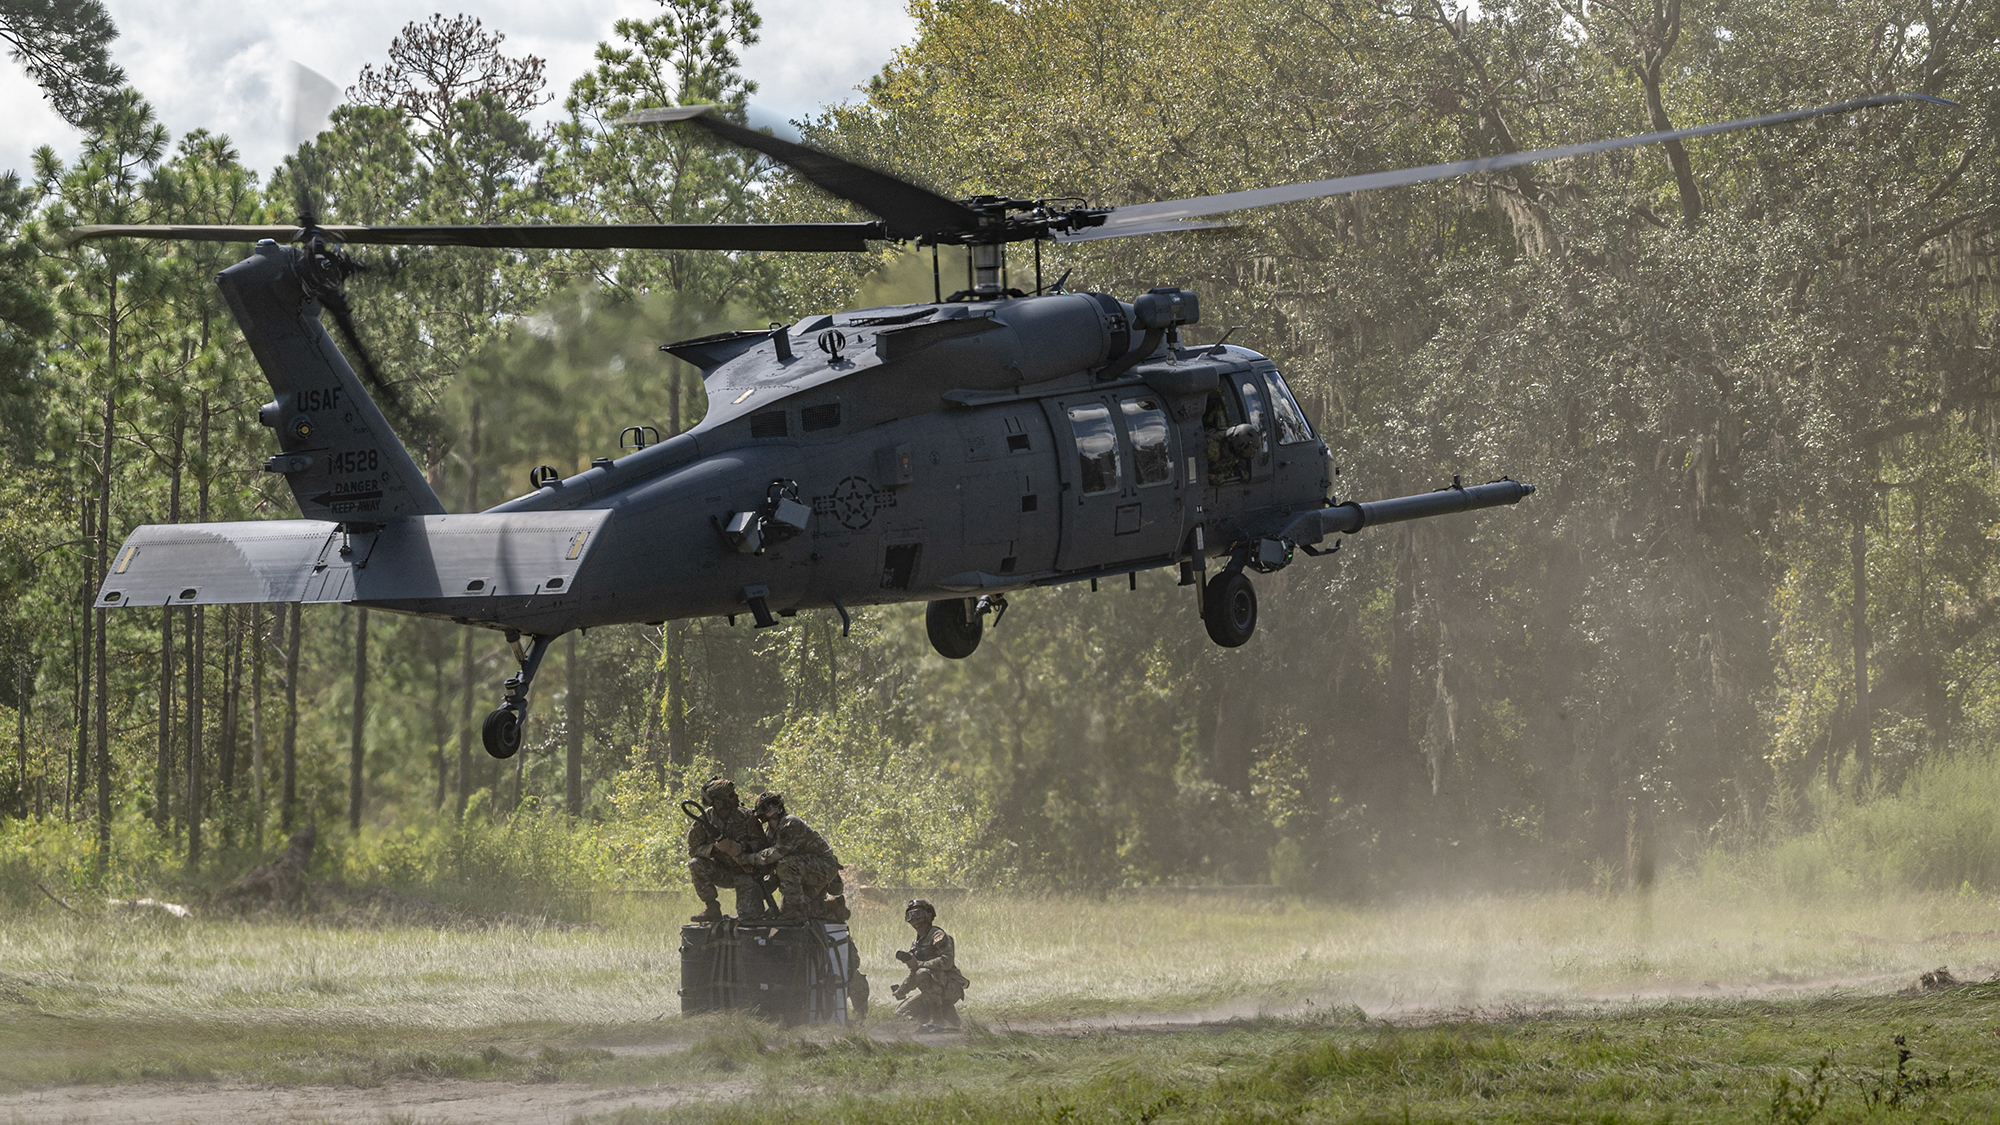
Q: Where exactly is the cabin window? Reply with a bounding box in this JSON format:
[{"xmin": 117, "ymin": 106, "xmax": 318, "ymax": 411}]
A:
[
  {"xmin": 749, "ymin": 410, "xmax": 789, "ymax": 438},
  {"xmin": 801, "ymin": 402, "xmax": 841, "ymax": 432},
  {"xmin": 1120, "ymin": 398, "xmax": 1173, "ymax": 486},
  {"xmin": 1065, "ymin": 403, "xmax": 1121, "ymax": 495},
  {"xmin": 1264, "ymin": 370, "xmax": 1316, "ymax": 445}
]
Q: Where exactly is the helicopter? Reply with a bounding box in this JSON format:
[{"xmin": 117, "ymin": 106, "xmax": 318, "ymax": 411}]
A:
[{"xmin": 76, "ymin": 92, "xmax": 1947, "ymax": 759}]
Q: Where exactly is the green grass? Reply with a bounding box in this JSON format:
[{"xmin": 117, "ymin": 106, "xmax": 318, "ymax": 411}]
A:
[
  {"xmin": 579, "ymin": 987, "xmax": 2000, "ymax": 1123},
  {"xmin": 6, "ymin": 885, "xmax": 2000, "ymax": 1029},
  {"xmin": 6, "ymin": 887, "xmax": 2000, "ymax": 1119}
]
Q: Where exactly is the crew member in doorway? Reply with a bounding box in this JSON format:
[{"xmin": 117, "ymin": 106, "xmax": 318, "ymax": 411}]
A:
[
  {"xmin": 687, "ymin": 777, "xmax": 772, "ymax": 924},
  {"xmin": 1205, "ymin": 393, "xmax": 1251, "ymax": 483},
  {"xmin": 746, "ymin": 790, "xmax": 848, "ymax": 923},
  {"xmin": 890, "ymin": 898, "xmax": 970, "ymax": 1031}
]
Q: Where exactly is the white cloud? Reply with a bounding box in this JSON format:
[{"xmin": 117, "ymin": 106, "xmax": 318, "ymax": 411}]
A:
[{"xmin": 1, "ymin": 0, "xmax": 916, "ymax": 182}]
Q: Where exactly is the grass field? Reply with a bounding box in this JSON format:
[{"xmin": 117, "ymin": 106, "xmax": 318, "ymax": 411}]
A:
[{"xmin": 4, "ymin": 885, "xmax": 2000, "ymax": 1120}]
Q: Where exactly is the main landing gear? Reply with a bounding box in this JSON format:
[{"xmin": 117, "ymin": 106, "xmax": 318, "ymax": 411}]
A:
[
  {"xmin": 925, "ymin": 594, "xmax": 1007, "ymax": 659},
  {"xmin": 482, "ymin": 631, "xmax": 553, "ymax": 759},
  {"xmin": 1190, "ymin": 534, "xmax": 1298, "ymax": 649},
  {"xmin": 1201, "ymin": 569, "xmax": 1258, "ymax": 648}
]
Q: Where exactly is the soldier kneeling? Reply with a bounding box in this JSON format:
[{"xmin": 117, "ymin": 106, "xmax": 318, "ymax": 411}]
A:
[
  {"xmin": 686, "ymin": 777, "xmax": 772, "ymax": 924},
  {"xmin": 890, "ymin": 898, "xmax": 970, "ymax": 1031}
]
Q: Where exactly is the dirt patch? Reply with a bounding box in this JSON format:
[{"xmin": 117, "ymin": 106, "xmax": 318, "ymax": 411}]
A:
[{"xmin": 0, "ymin": 1076, "xmax": 755, "ymax": 1124}]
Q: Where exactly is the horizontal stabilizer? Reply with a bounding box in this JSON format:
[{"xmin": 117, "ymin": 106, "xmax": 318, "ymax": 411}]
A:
[{"xmin": 97, "ymin": 512, "xmax": 612, "ymax": 610}]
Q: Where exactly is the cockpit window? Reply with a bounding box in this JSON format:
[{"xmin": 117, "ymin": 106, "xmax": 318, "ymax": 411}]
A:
[
  {"xmin": 1237, "ymin": 378, "xmax": 1266, "ymax": 432},
  {"xmin": 1264, "ymin": 369, "xmax": 1316, "ymax": 445}
]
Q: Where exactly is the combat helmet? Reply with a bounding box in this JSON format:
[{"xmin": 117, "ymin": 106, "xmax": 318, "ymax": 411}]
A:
[
  {"xmin": 905, "ymin": 898, "xmax": 936, "ymax": 923},
  {"xmin": 753, "ymin": 790, "xmax": 787, "ymax": 818},
  {"xmin": 702, "ymin": 777, "xmax": 738, "ymax": 805}
]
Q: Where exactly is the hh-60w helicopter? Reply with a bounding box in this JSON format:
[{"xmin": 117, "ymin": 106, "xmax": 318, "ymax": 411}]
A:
[{"xmin": 77, "ymin": 92, "xmax": 1946, "ymax": 758}]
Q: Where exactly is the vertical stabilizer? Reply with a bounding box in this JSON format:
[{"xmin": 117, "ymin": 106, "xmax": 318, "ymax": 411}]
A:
[{"xmin": 219, "ymin": 241, "xmax": 445, "ymax": 523}]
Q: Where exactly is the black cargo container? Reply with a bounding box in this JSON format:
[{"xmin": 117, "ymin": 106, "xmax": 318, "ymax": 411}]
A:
[{"xmin": 679, "ymin": 920, "xmax": 858, "ymax": 1025}]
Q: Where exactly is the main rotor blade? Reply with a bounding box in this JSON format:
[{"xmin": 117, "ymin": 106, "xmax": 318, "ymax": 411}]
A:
[
  {"xmin": 1053, "ymin": 217, "xmax": 1237, "ymax": 242},
  {"xmin": 1096, "ymin": 93, "xmax": 1956, "ymax": 231},
  {"xmin": 613, "ymin": 105, "xmax": 983, "ymax": 240},
  {"xmin": 67, "ymin": 222, "xmax": 889, "ymax": 252}
]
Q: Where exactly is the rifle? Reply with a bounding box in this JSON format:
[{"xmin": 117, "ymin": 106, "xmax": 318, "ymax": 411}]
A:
[{"xmin": 679, "ymin": 799, "xmax": 779, "ymax": 915}]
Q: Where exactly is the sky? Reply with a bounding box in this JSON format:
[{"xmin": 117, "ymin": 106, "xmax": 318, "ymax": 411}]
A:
[{"xmin": 0, "ymin": 0, "xmax": 919, "ymax": 180}]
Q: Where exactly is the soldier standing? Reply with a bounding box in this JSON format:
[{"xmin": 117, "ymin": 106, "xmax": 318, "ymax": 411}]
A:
[
  {"xmin": 686, "ymin": 777, "xmax": 772, "ymax": 924},
  {"xmin": 890, "ymin": 898, "xmax": 969, "ymax": 1031},
  {"xmin": 745, "ymin": 791, "xmax": 847, "ymax": 923}
]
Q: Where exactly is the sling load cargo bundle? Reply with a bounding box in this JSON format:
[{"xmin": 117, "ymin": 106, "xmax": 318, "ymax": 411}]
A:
[{"xmin": 680, "ymin": 919, "xmax": 861, "ymax": 1026}]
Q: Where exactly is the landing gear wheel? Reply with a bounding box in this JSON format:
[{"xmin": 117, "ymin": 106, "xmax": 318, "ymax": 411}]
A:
[
  {"xmin": 1203, "ymin": 570, "xmax": 1258, "ymax": 648},
  {"xmin": 482, "ymin": 707, "xmax": 522, "ymax": 759},
  {"xmin": 926, "ymin": 597, "xmax": 984, "ymax": 659}
]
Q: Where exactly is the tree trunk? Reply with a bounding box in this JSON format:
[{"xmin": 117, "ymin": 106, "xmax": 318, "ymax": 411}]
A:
[
  {"xmin": 639, "ymin": 627, "xmax": 666, "ymax": 782},
  {"xmin": 1851, "ymin": 513, "xmax": 1872, "ymax": 790},
  {"xmin": 458, "ymin": 630, "xmax": 475, "ymax": 815},
  {"xmin": 70, "ymin": 505, "xmax": 86, "ymax": 822},
  {"xmin": 219, "ymin": 607, "xmax": 243, "ymax": 846},
  {"xmin": 15, "ymin": 661, "xmax": 28, "ymax": 817},
  {"xmin": 1601, "ymin": 0, "xmax": 1700, "ymax": 227},
  {"xmin": 220, "ymin": 607, "xmax": 241, "ymax": 798},
  {"xmin": 1383, "ymin": 528, "xmax": 1418, "ymax": 807},
  {"xmin": 659, "ymin": 379, "xmax": 683, "ymax": 784},
  {"xmin": 433, "ymin": 628, "xmax": 448, "ymax": 811},
  {"xmin": 349, "ymin": 607, "xmax": 367, "ymax": 833},
  {"xmin": 93, "ymin": 279, "xmax": 116, "ymax": 873},
  {"xmin": 156, "ymin": 417, "xmax": 183, "ymax": 833},
  {"xmin": 155, "ymin": 607, "xmax": 173, "ymax": 832},
  {"xmin": 424, "ymin": 454, "xmax": 450, "ymax": 814},
  {"xmin": 250, "ymin": 605, "xmax": 266, "ymax": 851},
  {"xmin": 187, "ymin": 603, "xmax": 204, "ymax": 868},
  {"xmin": 188, "ymin": 391, "xmax": 212, "ymax": 869},
  {"xmin": 457, "ymin": 404, "xmax": 480, "ymax": 817},
  {"xmin": 282, "ymin": 603, "xmax": 301, "ymax": 831},
  {"xmin": 566, "ymin": 631, "xmax": 582, "ymax": 816},
  {"xmin": 667, "ymin": 623, "xmax": 686, "ymax": 772}
]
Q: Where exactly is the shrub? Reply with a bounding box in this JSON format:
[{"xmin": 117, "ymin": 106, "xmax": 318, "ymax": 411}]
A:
[{"xmin": 756, "ymin": 708, "xmax": 988, "ymax": 886}]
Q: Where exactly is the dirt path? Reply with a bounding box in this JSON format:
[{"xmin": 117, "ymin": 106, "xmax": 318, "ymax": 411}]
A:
[{"xmin": 0, "ymin": 1075, "xmax": 756, "ymax": 1125}]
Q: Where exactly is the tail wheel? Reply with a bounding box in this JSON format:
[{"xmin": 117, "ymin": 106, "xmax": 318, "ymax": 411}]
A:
[
  {"xmin": 925, "ymin": 597, "xmax": 984, "ymax": 659},
  {"xmin": 482, "ymin": 707, "xmax": 522, "ymax": 759},
  {"xmin": 1202, "ymin": 570, "xmax": 1258, "ymax": 648}
]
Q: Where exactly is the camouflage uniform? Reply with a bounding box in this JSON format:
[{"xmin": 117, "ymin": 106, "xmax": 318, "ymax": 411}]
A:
[
  {"xmin": 687, "ymin": 799, "xmax": 772, "ymax": 919},
  {"xmin": 745, "ymin": 811, "xmax": 845, "ymax": 921},
  {"xmin": 1204, "ymin": 395, "xmax": 1243, "ymax": 483},
  {"xmin": 893, "ymin": 921, "xmax": 970, "ymax": 1027}
]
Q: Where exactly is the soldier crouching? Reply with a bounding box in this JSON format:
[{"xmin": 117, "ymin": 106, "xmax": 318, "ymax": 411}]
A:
[
  {"xmin": 890, "ymin": 898, "xmax": 970, "ymax": 1031},
  {"xmin": 687, "ymin": 777, "xmax": 772, "ymax": 923},
  {"xmin": 745, "ymin": 790, "xmax": 848, "ymax": 923}
]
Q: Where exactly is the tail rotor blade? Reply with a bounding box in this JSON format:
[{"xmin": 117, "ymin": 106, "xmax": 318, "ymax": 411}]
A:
[{"xmin": 313, "ymin": 275, "xmax": 408, "ymax": 422}]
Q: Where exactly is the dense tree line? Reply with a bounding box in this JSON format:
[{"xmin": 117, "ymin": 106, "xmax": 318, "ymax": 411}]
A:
[{"xmin": 0, "ymin": 0, "xmax": 1994, "ymax": 892}]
